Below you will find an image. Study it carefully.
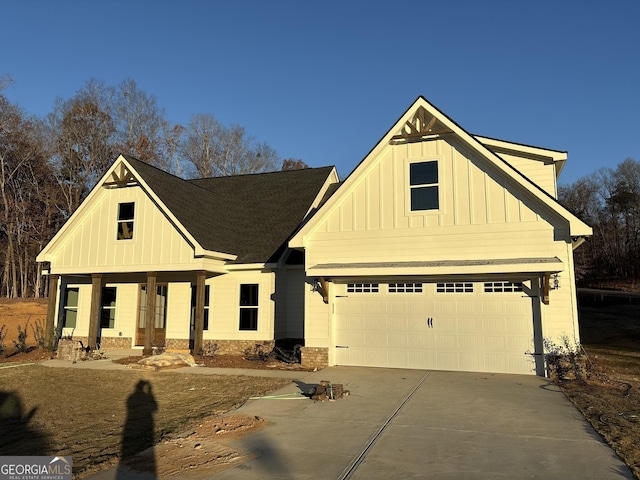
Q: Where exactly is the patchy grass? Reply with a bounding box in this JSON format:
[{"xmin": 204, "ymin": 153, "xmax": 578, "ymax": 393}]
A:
[{"xmin": 0, "ymin": 365, "xmax": 290, "ymax": 476}]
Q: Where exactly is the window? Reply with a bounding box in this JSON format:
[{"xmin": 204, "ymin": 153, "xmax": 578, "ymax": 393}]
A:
[
  {"xmin": 239, "ymin": 284, "xmax": 258, "ymax": 331},
  {"xmin": 388, "ymin": 283, "xmax": 423, "ymax": 293},
  {"xmin": 484, "ymin": 281, "xmax": 524, "ymax": 293},
  {"xmin": 410, "ymin": 161, "xmax": 439, "ymax": 211},
  {"xmin": 117, "ymin": 202, "xmax": 135, "ymax": 240},
  {"xmin": 138, "ymin": 284, "xmax": 168, "ymax": 329},
  {"xmin": 190, "ymin": 285, "xmax": 210, "ymax": 331},
  {"xmin": 62, "ymin": 287, "xmax": 79, "ymax": 328},
  {"xmin": 436, "ymin": 282, "xmax": 474, "ymax": 293},
  {"xmin": 100, "ymin": 287, "xmax": 117, "ymax": 329},
  {"xmin": 347, "ymin": 283, "xmax": 379, "ymax": 293}
]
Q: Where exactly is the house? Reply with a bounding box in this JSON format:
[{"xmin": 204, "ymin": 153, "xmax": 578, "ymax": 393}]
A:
[
  {"xmin": 37, "ymin": 158, "xmax": 338, "ymax": 356},
  {"xmin": 38, "ymin": 96, "xmax": 591, "ymax": 375}
]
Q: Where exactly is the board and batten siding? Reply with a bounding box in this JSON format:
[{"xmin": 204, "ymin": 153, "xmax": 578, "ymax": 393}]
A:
[
  {"xmin": 301, "ymin": 137, "xmax": 579, "ymax": 352},
  {"xmin": 49, "ymin": 185, "xmax": 203, "ymax": 274},
  {"xmin": 305, "ymin": 138, "xmax": 570, "ymax": 267}
]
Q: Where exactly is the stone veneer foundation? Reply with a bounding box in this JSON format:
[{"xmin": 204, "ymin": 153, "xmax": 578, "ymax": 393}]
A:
[
  {"xmin": 164, "ymin": 338, "xmax": 276, "ymax": 356},
  {"xmin": 99, "ymin": 337, "xmax": 133, "ymax": 349},
  {"xmin": 300, "ymin": 347, "xmax": 329, "ymax": 369}
]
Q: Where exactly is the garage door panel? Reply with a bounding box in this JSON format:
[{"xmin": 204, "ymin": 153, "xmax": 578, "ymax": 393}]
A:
[{"xmin": 334, "ymin": 281, "xmax": 536, "ymax": 375}]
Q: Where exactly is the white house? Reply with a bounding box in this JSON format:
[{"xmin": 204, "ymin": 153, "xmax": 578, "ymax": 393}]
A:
[{"xmin": 38, "ymin": 96, "xmax": 591, "ymax": 375}]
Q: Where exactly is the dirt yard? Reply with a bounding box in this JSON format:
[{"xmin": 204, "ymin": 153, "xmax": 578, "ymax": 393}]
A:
[
  {"xmin": 564, "ymin": 296, "xmax": 640, "ymax": 479},
  {"xmin": 2, "ymin": 297, "xmax": 640, "ymax": 478},
  {"xmin": 0, "ymin": 364, "xmax": 291, "ymax": 477},
  {"xmin": 0, "ymin": 298, "xmax": 47, "ymax": 351}
]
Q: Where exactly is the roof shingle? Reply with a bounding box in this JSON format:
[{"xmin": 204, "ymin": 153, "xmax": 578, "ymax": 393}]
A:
[{"xmin": 123, "ymin": 156, "xmax": 335, "ymax": 263}]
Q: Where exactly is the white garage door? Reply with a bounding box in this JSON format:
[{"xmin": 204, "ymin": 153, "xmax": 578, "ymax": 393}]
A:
[{"xmin": 334, "ymin": 280, "xmax": 536, "ymax": 375}]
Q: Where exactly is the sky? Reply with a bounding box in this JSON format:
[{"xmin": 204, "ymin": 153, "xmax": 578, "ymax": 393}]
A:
[{"xmin": 2, "ymin": 0, "xmax": 639, "ymax": 183}]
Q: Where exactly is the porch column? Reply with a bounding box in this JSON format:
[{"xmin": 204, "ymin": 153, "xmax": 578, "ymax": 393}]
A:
[
  {"xmin": 192, "ymin": 270, "xmax": 206, "ymax": 355},
  {"xmin": 143, "ymin": 272, "xmax": 157, "ymax": 356},
  {"xmin": 44, "ymin": 274, "xmax": 59, "ymax": 348},
  {"xmin": 88, "ymin": 274, "xmax": 102, "ymax": 350}
]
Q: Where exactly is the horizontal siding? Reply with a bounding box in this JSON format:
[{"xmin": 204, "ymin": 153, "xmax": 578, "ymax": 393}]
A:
[
  {"xmin": 498, "ymin": 152, "xmax": 557, "ymax": 198},
  {"xmin": 205, "ymin": 270, "xmax": 275, "ymax": 341},
  {"xmin": 306, "ymin": 223, "xmax": 564, "ymax": 267}
]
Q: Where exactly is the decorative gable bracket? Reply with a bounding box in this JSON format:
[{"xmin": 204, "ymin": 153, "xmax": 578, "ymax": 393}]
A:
[
  {"xmin": 391, "ymin": 106, "xmax": 452, "ymax": 142},
  {"xmin": 103, "ymin": 163, "xmax": 139, "ymax": 188}
]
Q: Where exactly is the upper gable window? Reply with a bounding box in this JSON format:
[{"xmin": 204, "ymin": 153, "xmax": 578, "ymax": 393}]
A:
[
  {"xmin": 409, "ymin": 161, "xmax": 439, "ymax": 211},
  {"xmin": 117, "ymin": 202, "xmax": 135, "ymax": 240}
]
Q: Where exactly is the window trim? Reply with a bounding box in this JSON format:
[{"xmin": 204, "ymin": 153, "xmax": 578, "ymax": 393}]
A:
[
  {"xmin": 347, "ymin": 283, "xmax": 380, "ymax": 293},
  {"xmin": 239, "ymin": 284, "xmax": 259, "ymax": 331},
  {"xmin": 62, "ymin": 287, "xmax": 79, "ymax": 329},
  {"xmin": 407, "ymin": 159, "xmax": 440, "ymax": 212},
  {"xmin": 483, "ymin": 281, "xmax": 524, "ymax": 293},
  {"xmin": 388, "ymin": 283, "xmax": 423, "ymax": 293},
  {"xmin": 436, "ymin": 282, "xmax": 474, "ymax": 293},
  {"xmin": 138, "ymin": 283, "xmax": 168, "ymax": 329},
  {"xmin": 100, "ymin": 286, "xmax": 117, "ymax": 329},
  {"xmin": 117, "ymin": 202, "xmax": 135, "ymax": 241},
  {"xmin": 191, "ymin": 284, "xmax": 211, "ymax": 331}
]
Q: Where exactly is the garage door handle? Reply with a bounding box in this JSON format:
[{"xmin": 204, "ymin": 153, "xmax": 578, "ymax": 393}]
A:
[
  {"xmin": 427, "ymin": 317, "xmax": 434, "ymax": 328},
  {"xmin": 336, "ymin": 345, "xmax": 349, "ymax": 348}
]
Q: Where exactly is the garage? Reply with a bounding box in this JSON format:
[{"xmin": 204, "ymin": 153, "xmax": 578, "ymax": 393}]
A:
[{"xmin": 333, "ymin": 280, "xmax": 536, "ymax": 375}]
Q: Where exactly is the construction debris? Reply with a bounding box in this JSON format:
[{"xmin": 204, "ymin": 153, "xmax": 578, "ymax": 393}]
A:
[
  {"xmin": 310, "ymin": 380, "xmax": 350, "ymax": 401},
  {"xmin": 128, "ymin": 352, "xmax": 197, "ymax": 370}
]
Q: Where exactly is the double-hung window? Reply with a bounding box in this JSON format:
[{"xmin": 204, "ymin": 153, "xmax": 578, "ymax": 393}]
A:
[
  {"xmin": 62, "ymin": 287, "xmax": 79, "ymax": 328},
  {"xmin": 117, "ymin": 202, "xmax": 135, "ymax": 240},
  {"xmin": 239, "ymin": 284, "xmax": 258, "ymax": 331},
  {"xmin": 190, "ymin": 285, "xmax": 210, "ymax": 331},
  {"xmin": 100, "ymin": 287, "xmax": 117, "ymax": 328},
  {"xmin": 409, "ymin": 161, "xmax": 439, "ymax": 211}
]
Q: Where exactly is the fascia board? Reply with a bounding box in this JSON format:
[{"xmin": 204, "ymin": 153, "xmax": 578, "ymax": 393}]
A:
[
  {"xmin": 119, "ymin": 157, "xmax": 237, "ymax": 262},
  {"xmin": 305, "ymin": 167, "xmax": 340, "ymax": 216},
  {"xmin": 415, "ymin": 98, "xmax": 591, "ymax": 237},
  {"xmin": 38, "ymin": 155, "xmax": 238, "ymax": 264},
  {"xmin": 291, "ymin": 96, "xmax": 591, "ymax": 243},
  {"xmin": 309, "ymin": 260, "xmax": 565, "ymax": 277},
  {"xmin": 290, "ymin": 103, "xmax": 423, "ymax": 247},
  {"xmin": 37, "ymin": 156, "xmax": 131, "ymax": 262},
  {"xmin": 474, "ymin": 135, "xmax": 568, "ymax": 179}
]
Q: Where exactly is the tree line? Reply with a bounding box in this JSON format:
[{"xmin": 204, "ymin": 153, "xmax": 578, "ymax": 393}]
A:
[
  {"xmin": 0, "ymin": 76, "xmax": 306, "ymax": 298},
  {"xmin": 558, "ymin": 158, "xmax": 640, "ymax": 284}
]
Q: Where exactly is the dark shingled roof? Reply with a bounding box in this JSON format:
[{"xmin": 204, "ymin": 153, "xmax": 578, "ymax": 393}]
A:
[{"xmin": 122, "ymin": 156, "xmax": 335, "ymax": 263}]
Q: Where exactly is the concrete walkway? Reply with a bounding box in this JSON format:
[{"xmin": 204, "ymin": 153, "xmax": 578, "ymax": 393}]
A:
[{"xmin": 60, "ymin": 359, "xmax": 631, "ymax": 479}]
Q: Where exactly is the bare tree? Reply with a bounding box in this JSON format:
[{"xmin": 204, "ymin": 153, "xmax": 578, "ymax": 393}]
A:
[
  {"xmin": 181, "ymin": 113, "xmax": 278, "ymax": 178},
  {"xmin": 281, "ymin": 158, "xmax": 309, "ymax": 170},
  {"xmin": 0, "ymin": 94, "xmax": 59, "ymax": 297},
  {"xmin": 112, "ymin": 77, "xmax": 171, "ymax": 169},
  {"xmin": 47, "ymin": 80, "xmax": 116, "ymax": 215}
]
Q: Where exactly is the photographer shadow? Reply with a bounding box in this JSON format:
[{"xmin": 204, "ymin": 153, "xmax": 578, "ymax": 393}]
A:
[{"xmin": 116, "ymin": 380, "xmax": 158, "ymax": 479}]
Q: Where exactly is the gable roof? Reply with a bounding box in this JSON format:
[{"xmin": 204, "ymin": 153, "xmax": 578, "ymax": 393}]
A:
[
  {"xmin": 187, "ymin": 165, "xmax": 337, "ymax": 263},
  {"xmin": 290, "ymin": 96, "xmax": 591, "ymax": 247},
  {"xmin": 38, "ymin": 155, "xmax": 337, "ymax": 265}
]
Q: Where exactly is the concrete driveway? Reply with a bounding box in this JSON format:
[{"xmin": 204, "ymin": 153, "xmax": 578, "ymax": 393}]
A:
[{"xmin": 214, "ymin": 367, "xmax": 632, "ymax": 479}]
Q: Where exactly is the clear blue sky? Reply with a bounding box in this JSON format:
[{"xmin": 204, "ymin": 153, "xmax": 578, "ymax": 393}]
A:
[{"xmin": 2, "ymin": 1, "xmax": 639, "ymax": 183}]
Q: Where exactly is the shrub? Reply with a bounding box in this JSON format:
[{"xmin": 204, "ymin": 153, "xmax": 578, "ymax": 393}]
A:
[
  {"xmin": 244, "ymin": 343, "xmax": 270, "ymax": 361},
  {"xmin": 201, "ymin": 341, "xmax": 219, "ymax": 357},
  {"xmin": 544, "ymin": 335, "xmax": 587, "ymax": 383},
  {"xmin": 34, "ymin": 321, "xmax": 62, "ymax": 352},
  {"xmin": 12, "ymin": 320, "xmax": 29, "ymax": 354},
  {"xmin": 0, "ymin": 324, "xmax": 7, "ymax": 356}
]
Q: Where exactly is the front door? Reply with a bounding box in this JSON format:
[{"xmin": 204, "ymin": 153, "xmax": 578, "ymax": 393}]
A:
[{"xmin": 136, "ymin": 284, "xmax": 168, "ymax": 347}]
